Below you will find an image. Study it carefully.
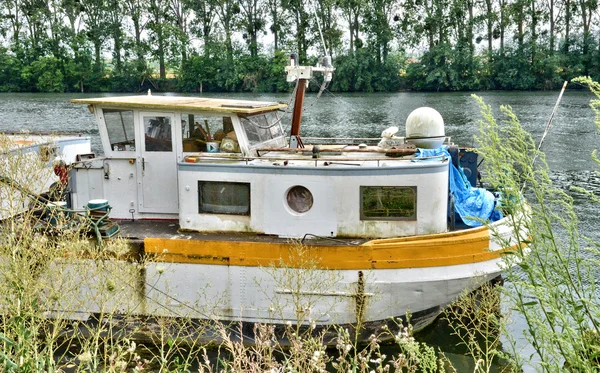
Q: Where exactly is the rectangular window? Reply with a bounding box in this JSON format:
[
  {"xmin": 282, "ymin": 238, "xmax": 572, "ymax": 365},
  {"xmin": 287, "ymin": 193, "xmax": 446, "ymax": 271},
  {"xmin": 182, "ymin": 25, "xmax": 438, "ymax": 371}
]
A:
[
  {"xmin": 360, "ymin": 186, "xmax": 417, "ymax": 220},
  {"xmin": 239, "ymin": 112, "xmax": 285, "ymax": 147},
  {"xmin": 143, "ymin": 115, "xmax": 173, "ymax": 152},
  {"xmin": 198, "ymin": 181, "xmax": 250, "ymax": 215},
  {"xmin": 103, "ymin": 109, "xmax": 136, "ymax": 152},
  {"xmin": 181, "ymin": 114, "xmax": 238, "ymax": 153}
]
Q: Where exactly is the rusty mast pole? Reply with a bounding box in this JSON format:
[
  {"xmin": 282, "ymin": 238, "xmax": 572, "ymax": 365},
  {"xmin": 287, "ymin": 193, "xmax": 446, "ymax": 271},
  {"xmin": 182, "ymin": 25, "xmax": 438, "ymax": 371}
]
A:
[{"xmin": 290, "ymin": 78, "xmax": 307, "ymax": 148}]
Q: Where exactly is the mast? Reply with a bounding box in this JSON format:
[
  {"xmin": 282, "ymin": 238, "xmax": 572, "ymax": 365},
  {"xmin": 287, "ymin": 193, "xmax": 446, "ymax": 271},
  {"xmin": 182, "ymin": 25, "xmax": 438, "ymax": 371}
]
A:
[
  {"xmin": 290, "ymin": 79, "xmax": 308, "ymax": 148},
  {"xmin": 285, "ymin": 54, "xmax": 334, "ymax": 148}
]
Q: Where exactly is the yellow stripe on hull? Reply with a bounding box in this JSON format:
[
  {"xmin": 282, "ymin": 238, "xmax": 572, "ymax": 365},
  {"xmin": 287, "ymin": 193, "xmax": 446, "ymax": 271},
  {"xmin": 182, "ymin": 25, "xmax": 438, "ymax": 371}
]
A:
[{"xmin": 144, "ymin": 225, "xmax": 513, "ymax": 270}]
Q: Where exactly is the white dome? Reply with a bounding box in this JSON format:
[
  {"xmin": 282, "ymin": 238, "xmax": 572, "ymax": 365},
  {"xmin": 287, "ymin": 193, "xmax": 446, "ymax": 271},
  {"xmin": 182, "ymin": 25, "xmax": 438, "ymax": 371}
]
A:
[{"xmin": 405, "ymin": 107, "xmax": 445, "ymax": 149}]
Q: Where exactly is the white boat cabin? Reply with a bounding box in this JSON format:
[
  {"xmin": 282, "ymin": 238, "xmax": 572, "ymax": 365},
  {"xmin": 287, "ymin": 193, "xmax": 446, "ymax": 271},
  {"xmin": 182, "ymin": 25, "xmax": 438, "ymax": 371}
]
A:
[{"xmin": 70, "ymin": 95, "xmax": 450, "ymax": 239}]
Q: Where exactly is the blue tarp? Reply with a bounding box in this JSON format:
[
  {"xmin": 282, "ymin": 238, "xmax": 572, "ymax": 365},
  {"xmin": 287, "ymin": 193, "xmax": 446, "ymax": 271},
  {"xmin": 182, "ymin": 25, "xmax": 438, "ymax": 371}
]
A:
[{"xmin": 415, "ymin": 147, "xmax": 502, "ymax": 227}]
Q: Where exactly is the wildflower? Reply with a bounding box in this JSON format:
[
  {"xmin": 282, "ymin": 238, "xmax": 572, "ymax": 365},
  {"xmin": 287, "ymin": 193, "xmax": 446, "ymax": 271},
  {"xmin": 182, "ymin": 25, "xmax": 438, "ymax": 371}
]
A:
[
  {"xmin": 128, "ymin": 341, "xmax": 137, "ymax": 353},
  {"xmin": 156, "ymin": 265, "xmax": 166, "ymax": 274},
  {"xmin": 286, "ymin": 321, "xmax": 292, "ymax": 327},
  {"xmin": 78, "ymin": 351, "xmax": 92, "ymax": 362},
  {"xmin": 114, "ymin": 360, "xmax": 127, "ymax": 371},
  {"xmin": 312, "ymin": 350, "xmax": 321, "ymax": 362}
]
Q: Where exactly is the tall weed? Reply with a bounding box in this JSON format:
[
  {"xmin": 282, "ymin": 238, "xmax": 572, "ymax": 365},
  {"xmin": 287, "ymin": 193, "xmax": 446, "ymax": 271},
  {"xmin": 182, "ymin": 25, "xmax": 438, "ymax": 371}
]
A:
[{"xmin": 473, "ymin": 78, "xmax": 600, "ymax": 372}]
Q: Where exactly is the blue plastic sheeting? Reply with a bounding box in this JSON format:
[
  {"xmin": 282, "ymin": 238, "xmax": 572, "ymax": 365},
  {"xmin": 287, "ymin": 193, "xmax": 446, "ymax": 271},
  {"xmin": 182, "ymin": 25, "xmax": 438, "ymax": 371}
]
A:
[{"xmin": 415, "ymin": 147, "xmax": 502, "ymax": 227}]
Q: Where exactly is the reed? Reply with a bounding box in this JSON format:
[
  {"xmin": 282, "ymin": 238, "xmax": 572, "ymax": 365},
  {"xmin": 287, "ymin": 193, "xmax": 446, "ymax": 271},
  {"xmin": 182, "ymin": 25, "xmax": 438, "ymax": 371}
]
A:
[{"xmin": 472, "ymin": 78, "xmax": 600, "ymax": 372}]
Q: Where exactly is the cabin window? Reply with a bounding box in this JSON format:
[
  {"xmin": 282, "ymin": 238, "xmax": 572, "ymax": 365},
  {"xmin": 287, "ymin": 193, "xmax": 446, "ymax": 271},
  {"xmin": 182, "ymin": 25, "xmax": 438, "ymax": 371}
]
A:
[
  {"xmin": 360, "ymin": 186, "xmax": 417, "ymax": 220},
  {"xmin": 239, "ymin": 112, "xmax": 285, "ymax": 147},
  {"xmin": 286, "ymin": 186, "xmax": 313, "ymax": 213},
  {"xmin": 143, "ymin": 115, "xmax": 173, "ymax": 152},
  {"xmin": 198, "ymin": 181, "xmax": 250, "ymax": 215},
  {"xmin": 181, "ymin": 114, "xmax": 238, "ymax": 153},
  {"xmin": 103, "ymin": 109, "xmax": 136, "ymax": 152}
]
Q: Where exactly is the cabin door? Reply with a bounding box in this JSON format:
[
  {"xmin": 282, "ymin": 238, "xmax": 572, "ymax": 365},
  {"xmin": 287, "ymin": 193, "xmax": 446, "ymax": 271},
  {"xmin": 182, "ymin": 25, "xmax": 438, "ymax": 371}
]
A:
[{"xmin": 137, "ymin": 112, "xmax": 178, "ymax": 214}]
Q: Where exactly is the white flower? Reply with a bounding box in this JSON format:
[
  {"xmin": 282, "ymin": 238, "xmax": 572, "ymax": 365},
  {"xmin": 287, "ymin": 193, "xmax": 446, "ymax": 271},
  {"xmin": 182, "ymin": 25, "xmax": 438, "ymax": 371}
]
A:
[
  {"xmin": 312, "ymin": 350, "xmax": 321, "ymax": 362},
  {"xmin": 78, "ymin": 351, "xmax": 92, "ymax": 362},
  {"xmin": 114, "ymin": 360, "xmax": 127, "ymax": 371},
  {"xmin": 156, "ymin": 265, "xmax": 166, "ymax": 274}
]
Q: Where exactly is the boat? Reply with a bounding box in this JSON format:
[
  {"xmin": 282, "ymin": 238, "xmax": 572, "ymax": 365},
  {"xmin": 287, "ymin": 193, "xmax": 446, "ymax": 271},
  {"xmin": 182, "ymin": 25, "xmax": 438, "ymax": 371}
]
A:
[
  {"xmin": 0, "ymin": 132, "xmax": 90, "ymax": 219},
  {"xmin": 1, "ymin": 57, "xmax": 528, "ymax": 344}
]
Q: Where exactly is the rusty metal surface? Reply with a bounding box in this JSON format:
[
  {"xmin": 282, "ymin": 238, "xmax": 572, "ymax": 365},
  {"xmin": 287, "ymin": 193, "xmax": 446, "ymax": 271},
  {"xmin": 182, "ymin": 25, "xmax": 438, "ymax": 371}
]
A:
[{"xmin": 116, "ymin": 219, "xmax": 368, "ymax": 247}]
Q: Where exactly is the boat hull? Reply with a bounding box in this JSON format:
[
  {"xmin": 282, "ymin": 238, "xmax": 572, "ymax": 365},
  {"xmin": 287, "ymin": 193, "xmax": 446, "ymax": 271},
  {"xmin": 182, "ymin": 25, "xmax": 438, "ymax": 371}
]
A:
[{"xmin": 39, "ymin": 214, "xmax": 524, "ymax": 344}]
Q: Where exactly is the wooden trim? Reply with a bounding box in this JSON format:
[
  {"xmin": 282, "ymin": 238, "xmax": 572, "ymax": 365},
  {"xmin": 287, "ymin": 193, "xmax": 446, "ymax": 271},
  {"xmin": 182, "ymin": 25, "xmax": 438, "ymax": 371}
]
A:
[{"xmin": 143, "ymin": 227, "xmax": 517, "ymax": 270}]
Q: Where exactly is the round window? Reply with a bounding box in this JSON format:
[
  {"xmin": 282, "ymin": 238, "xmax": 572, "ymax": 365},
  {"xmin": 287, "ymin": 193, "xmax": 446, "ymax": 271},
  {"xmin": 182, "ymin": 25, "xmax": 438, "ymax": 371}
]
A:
[{"xmin": 286, "ymin": 186, "xmax": 313, "ymax": 213}]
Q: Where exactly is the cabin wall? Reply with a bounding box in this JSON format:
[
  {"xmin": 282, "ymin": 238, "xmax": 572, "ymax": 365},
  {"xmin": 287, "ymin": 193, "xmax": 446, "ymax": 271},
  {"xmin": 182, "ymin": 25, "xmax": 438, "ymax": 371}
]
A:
[
  {"xmin": 177, "ymin": 161, "xmax": 449, "ymax": 238},
  {"xmin": 58, "ymin": 138, "xmax": 92, "ymax": 164},
  {"xmin": 71, "ymin": 159, "xmax": 138, "ymax": 217}
]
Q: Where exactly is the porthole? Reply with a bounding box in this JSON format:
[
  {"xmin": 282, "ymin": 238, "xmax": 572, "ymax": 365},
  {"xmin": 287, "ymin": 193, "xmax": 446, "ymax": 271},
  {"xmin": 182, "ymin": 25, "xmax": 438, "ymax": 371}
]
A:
[{"xmin": 286, "ymin": 186, "xmax": 313, "ymax": 213}]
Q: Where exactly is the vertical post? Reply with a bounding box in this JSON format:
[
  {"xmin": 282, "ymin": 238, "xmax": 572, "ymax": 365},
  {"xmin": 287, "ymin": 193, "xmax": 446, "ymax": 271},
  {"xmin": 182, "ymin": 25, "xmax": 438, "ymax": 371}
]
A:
[{"xmin": 290, "ymin": 78, "xmax": 307, "ymax": 148}]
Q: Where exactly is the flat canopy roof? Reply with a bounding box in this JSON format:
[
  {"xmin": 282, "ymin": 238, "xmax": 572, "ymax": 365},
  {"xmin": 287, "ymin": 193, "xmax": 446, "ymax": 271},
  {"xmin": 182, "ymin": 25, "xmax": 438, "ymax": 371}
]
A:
[{"xmin": 71, "ymin": 95, "xmax": 287, "ymax": 114}]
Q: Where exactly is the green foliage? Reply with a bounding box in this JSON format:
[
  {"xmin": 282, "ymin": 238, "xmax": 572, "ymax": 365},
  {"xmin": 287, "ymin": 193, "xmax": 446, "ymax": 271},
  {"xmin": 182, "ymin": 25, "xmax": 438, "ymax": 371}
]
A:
[
  {"xmin": 473, "ymin": 81, "xmax": 600, "ymax": 371},
  {"xmin": 0, "ymin": 48, "xmax": 24, "ymax": 92},
  {"xmin": 0, "ymin": 0, "xmax": 598, "ymax": 92},
  {"xmin": 331, "ymin": 49, "xmax": 405, "ymax": 92},
  {"xmin": 405, "ymin": 44, "xmax": 458, "ymax": 91},
  {"xmin": 491, "ymin": 47, "xmax": 536, "ymax": 90},
  {"xmin": 20, "ymin": 57, "xmax": 66, "ymax": 93}
]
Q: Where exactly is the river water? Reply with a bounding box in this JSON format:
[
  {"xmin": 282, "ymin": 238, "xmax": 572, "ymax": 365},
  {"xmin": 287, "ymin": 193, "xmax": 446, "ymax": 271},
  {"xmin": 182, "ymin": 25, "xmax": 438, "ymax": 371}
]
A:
[{"xmin": 1, "ymin": 90, "xmax": 599, "ymax": 370}]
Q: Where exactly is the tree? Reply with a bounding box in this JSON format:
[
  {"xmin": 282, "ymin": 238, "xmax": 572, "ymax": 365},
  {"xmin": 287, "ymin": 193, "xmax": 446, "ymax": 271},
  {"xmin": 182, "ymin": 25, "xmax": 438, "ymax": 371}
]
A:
[
  {"xmin": 187, "ymin": 0, "xmax": 217, "ymax": 57},
  {"xmin": 402, "ymin": 0, "xmax": 452, "ymax": 50},
  {"xmin": 362, "ymin": 0, "xmax": 396, "ymax": 63},
  {"xmin": 20, "ymin": 0, "xmax": 49, "ymax": 59},
  {"xmin": 266, "ymin": 0, "xmax": 287, "ymax": 51},
  {"xmin": 285, "ymin": 0, "xmax": 311, "ymax": 62},
  {"xmin": 337, "ymin": 0, "xmax": 363, "ymax": 55},
  {"xmin": 147, "ymin": 0, "xmax": 170, "ymax": 78},
  {"xmin": 577, "ymin": 0, "xmax": 596, "ymax": 73},
  {"xmin": 169, "ymin": 0, "xmax": 191, "ymax": 64},
  {"xmin": 215, "ymin": 0, "xmax": 240, "ymax": 64},
  {"xmin": 239, "ymin": 0, "xmax": 265, "ymax": 57},
  {"xmin": 1, "ymin": 0, "xmax": 24, "ymax": 53},
  {"xmin": 105, "ymin": 0, "xmax": 124, "ymax": 72},
  {"xmin": 122, "ymin": 0, "xmax": 149, "ymax": 74},
  {"xmin": 80, "ymin": 0, "xmax": 109, "ymax": 73}
]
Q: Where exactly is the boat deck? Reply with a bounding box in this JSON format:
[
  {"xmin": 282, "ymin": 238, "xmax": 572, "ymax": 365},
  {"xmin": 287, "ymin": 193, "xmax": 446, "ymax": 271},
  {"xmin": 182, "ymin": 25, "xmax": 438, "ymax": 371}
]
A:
[{"xmin": 116, "ymin": 219, "xmax": 370, "ymax": 247}]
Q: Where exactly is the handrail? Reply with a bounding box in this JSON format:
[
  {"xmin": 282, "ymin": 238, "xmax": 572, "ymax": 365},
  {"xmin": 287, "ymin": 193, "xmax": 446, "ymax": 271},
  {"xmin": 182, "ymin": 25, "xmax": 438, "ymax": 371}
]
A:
[{"xmin": 256, "ymin": 146, "xmax": 416, "ymax": 155}]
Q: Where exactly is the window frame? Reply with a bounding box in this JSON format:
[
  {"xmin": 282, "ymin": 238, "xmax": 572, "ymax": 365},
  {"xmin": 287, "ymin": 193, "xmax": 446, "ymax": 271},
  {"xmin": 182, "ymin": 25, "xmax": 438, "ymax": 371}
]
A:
[
  {"xmin": 198, "ymin": 181, "xmax": 251, "ymax": 216},
  {"xmin": 239, "ymin": 111, "xmax": 286, "ymax": 149},
  {"xmin": 102, "ymin": 108, "xmax": 137, "ymax": 155},
  {"xmin": 359, "ymin": 186, "xmax": 417, "ymax": 221}
]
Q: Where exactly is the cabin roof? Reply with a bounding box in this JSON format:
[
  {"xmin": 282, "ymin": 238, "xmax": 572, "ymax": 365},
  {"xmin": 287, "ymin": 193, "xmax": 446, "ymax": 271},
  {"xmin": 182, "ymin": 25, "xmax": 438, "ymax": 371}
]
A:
[{"xmin": 71, "ymin": 95, "xmax": 287, "ymax": 114}]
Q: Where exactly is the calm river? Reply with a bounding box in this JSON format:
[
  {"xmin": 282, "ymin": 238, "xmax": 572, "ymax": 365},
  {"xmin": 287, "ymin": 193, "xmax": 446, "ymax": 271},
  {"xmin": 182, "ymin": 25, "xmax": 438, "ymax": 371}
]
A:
[{"xmin": 1, "ymin": 90, "xmax": 599, "ymax": 370}]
